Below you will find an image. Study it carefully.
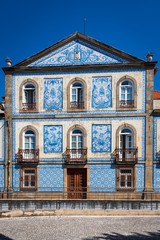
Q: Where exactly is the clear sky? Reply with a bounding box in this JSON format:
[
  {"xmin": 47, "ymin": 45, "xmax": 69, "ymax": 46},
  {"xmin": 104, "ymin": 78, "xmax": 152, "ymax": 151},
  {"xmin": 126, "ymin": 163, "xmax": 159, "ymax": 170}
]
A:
[{"xmin": 0, "ymin": 0, "xmax": 160, "ymax": 101}]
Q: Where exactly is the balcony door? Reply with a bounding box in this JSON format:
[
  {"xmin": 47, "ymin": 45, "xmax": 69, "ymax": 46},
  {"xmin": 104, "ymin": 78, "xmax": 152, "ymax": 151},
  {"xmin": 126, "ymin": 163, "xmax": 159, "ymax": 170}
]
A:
[
  {"xmin": 67, "ymin": 168, "xmax": 87, "ymax": 199},
  {"xmin": 120, "ymin": 80, "xmax": 134, "ymax": 107},
  {"xmin": 120, "ymin": 128, "xmax": 133, "ymax": 160},
  {"xmin": 71, "ymin": 82, "xmax": 84, "ymax": 108},
  {"xmin": 23, "ymin": 84, "xmax": 36, "ymax": 110},
  {"xmin": 24, "ymin": 130, "xmax": 36, "ymax": 159},
  {"xmin": 71, "ymin": 129, "xmax": 83, "ymax": 160}
]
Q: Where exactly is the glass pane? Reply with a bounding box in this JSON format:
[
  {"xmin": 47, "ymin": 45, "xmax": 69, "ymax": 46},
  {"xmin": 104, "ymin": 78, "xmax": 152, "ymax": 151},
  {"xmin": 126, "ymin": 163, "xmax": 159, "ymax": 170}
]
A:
[
  {"xmin": 31, "ymin": 176, "xmax": 35, "ymax": 187},
  {"xmin": 121, "ymin": 94, "xmax": 125, "ymax": 100},
  {"xmin": 73, "ymin": 129, "xmax": 82, "ymax": 134},
  {"xmin": 72, "ymin": 142, "xmax": 76, "ymax": 149},
  {"xmin": 121, "ymin": 87, "xmax": 125, "ymax": 94},
  {"xmin": 73, "ymin": 82, "xmax": 82, "ymax": 87},
  {"xmin": 127, "ymin": 175, "xmax": 132, "ymax": 187},
  {"xmin": 120, "ymin": 175, "xmax": 125, "ymax": 187}
]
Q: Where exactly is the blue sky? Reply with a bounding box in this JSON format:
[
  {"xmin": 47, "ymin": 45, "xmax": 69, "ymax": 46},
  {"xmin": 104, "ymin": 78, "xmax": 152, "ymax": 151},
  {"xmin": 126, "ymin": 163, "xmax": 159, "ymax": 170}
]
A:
[{"xmin": 0, "ymin": 0, "xmax": 160, "ymax": 100}]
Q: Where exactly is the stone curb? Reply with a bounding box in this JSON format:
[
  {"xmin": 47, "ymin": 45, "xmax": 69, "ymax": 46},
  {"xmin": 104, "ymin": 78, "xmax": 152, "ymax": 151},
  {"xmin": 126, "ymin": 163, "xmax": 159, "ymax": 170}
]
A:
[{"xmin": 1, "ymin": 209, "xmax": 160, "ymax": 218}]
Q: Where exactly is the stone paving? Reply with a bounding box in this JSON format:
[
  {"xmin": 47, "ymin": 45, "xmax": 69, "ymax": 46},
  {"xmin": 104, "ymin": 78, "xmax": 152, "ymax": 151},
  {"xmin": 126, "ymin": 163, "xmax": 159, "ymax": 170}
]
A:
[{"xmin": 0, "ymin": 216, "xmax": 160, "ymax": 240}]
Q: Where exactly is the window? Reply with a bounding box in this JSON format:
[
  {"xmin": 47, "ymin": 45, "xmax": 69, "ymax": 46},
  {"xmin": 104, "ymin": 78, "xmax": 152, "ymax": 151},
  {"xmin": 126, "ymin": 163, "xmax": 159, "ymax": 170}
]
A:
[
  {"xmin": 119, "ymin": 169, "xmax": 133, "ymax": 189},
  {"xmin": 67, "ymin": 78, "xmax": 87, "ymax": 112},
  {"xmin": 120, "ymin": 128, "xmax": 133, "ymax": 149},
  {"xmin": 23, "ymin": 84, "xmax": 36, "ymax": 110},
  {"xmin": 24, "ymin": 130, "xmax": 35, "ymax": 150},
  {"xmin": 70, "ymin": 82, "xmax": 84, "ymax": 109},
  {"xmin": 119, "ymin": 80, "xmax": 134, "ymax": 107},
  {"xmin": 71, "ymin": 129, "xmax": 83, "ymax": 149},
  {"xmin": 23, "ymin": 130, "xmax": 36, "ymax": 160},
  {"xmin": 22, "ymin": 168, "xmax": 36, "ymax": 189}
]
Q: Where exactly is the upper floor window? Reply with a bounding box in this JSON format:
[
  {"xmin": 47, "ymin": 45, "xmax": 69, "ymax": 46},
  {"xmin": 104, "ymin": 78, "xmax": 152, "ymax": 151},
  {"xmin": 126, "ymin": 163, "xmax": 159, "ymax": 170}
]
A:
[
  {"xmin": 67, "ymin": 78, "xmax": 87, "ymax": 112},
  {"xmin": 119, "ymin": 80, "xmax": 134, "ymax": 107},
  {"xmin": 120, "ymin": 128, "xmax": 133, "ymax": 149},
  {"xmin": 63, "ymin": 126, "xmax": 87, "ymax": 163},
  {"xmin": 70, "ymin": 82, "xmax": 84, "ymax": 109},
  {"xmin": 22, "ymin": 84, "xmax": 36, "ymax": 111},
  {"xmin": 24, "ymin": 130, "xmax": 36, "ymax": 150},
  {"xmin": 16, "ymin": 127, "xmax": 39, "ymax": 164},
  {"xmin": 71, "ymin": 129, "xmax": 84, "ymax": 149}
]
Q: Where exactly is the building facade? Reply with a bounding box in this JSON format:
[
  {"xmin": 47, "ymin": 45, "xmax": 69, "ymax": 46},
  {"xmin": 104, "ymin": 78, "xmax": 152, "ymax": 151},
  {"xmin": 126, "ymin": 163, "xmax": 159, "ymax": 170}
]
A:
[{"xmin": 0, "ymin": 32, "xmax": 159, "ymax": 200}]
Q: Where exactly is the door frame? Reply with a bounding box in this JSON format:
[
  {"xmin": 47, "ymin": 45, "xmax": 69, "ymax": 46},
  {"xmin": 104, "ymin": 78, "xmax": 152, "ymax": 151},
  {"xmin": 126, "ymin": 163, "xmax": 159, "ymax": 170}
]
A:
[{"xmin": 64, "ymin": 166, "xmax": 90, "ymax": 199}]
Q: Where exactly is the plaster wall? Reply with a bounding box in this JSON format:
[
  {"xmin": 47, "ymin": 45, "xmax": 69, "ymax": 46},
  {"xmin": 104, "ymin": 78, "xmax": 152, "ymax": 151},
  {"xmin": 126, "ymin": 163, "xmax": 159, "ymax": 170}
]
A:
[
  {"xmin": 153, "ymin": 99, "xmax": 160, "ymax": 109},
  {"xmin": 13, "ymin": 117, "xmax": 145, "ymax": 160},
  {"xmin": 13, "ymin": 70, "xmax": 145, "ymax": 114}
]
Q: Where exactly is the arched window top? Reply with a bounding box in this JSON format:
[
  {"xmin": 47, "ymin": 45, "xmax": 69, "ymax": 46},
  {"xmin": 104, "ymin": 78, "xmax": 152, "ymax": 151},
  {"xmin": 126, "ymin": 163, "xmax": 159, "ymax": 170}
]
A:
[
  {"xmin": 121, "ymin": 80, "xmax": 133, "ymax": 86},
  {"xmin": 72, "ymin": 129, "xmax": 83, "ymax": 134},
  {"xmin": 72, "ymin": 82, "xmax": 83, "ymax": 88},
  {"xmin": 121, "ymin": 128, "xmax": 132, "ymax": 134},
  {"xmin": 25, "ymin": 130, "xmax": 35, "ymax": 135},
  {"xmin": 24, "ymin": 83, "xmax": 35, "ymax": 89}
]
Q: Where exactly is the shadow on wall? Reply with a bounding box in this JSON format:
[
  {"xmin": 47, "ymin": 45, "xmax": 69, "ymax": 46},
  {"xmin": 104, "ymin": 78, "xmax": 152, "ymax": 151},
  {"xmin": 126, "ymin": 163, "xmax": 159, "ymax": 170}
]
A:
[
  {"xmin": 83, "ymin": 230, "xmax": 160, "ymax": 240},
  {"xmin": 0, "ymin": 234, "xmax": 14, "ymax": 240}
]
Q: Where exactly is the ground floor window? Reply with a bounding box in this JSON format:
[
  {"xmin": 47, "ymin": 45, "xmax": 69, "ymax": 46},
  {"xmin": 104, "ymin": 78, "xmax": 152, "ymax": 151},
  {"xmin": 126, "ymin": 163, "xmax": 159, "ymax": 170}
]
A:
[
  {"xmin": 21, "ymin": 168, "xmax": 37, "ymax": 190},
  {"xmin": 117, "ymin": 168, "xmax": 134, "ymax": 190}
]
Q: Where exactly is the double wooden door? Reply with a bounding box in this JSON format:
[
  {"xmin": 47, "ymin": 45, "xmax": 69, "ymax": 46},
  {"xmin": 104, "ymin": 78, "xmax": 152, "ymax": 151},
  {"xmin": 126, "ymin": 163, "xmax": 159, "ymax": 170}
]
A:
[{"xmin": 67, "ymin": 168, "xmax": 87, "ymax": 199}]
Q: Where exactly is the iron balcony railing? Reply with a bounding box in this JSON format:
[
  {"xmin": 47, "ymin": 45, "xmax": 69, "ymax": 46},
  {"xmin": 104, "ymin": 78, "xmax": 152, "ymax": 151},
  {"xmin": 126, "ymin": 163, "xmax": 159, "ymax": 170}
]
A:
[
  {"xmin": 63, "ymin": 148, "xmax": 87, "ymax": 164},
  {"xmin": 112, "ymin": 148, "xmax": 138, "ymax": 164},
  {"xmin": 70, "ymin": 101, "xmax": 84, "ymax": 109},
  {"xmin": 119, "ymin": 100, "xmax": 134, "ymax": 108},
  {"xmin": 22, "ymin": 103, "xmax": 36, "ymax": 111},
  {"xmin": 16, "ymin": 149, "xmax": 39, "ymax": 164}
]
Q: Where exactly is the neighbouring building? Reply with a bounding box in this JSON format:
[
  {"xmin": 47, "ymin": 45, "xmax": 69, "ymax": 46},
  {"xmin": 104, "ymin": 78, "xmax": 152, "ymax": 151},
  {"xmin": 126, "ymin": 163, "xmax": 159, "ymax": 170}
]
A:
[{"xmin": 0, "ymin": 32, "xmax": 160, "ymax": 200}]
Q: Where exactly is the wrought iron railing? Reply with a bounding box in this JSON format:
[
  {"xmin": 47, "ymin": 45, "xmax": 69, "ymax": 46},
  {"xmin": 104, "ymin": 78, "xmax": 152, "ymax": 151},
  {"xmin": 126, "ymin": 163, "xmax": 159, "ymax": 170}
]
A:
[
  {"xmin": 63, "ymin": 148, "xmax": 87, "ymax": 163},
  {"xmin": 112, "ymin": 148, "xmax": 138, "ymax": 164},
  {"xmin": 16, "ymin": 149, "xmax": 39, "ymax": 164},
  {"xmin": 70, "ymin": 101, "xmax": 84, "ymax": 109},
  {"xmin": 22, "ymin": 103, "xmax": 36, "ymax": 111},
  {"xmin": 119, "ymin": 100, "xmax": 134, "ymax": 107}
]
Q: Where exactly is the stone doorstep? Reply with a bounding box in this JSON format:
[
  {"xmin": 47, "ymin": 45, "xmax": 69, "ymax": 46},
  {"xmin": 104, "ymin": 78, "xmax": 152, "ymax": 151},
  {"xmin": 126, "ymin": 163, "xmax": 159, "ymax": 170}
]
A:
[{"xmin": 1, "ymin": 209, "xmax": 160, "ymax": 218}]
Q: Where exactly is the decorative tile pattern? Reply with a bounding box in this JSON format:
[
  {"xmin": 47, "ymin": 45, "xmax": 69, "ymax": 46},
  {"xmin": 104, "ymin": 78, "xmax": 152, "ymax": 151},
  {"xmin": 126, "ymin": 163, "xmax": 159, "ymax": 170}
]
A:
[
  {"xmin": 38, "ymin": 165, "xmax": 64, "ymax": 191},
  {"xmin": 153, "ymin": 117, "xmax": 158, "ymax": 161},
  {"xmin": 44, "ymin": 78, "xmax": 63, "ymax": 110},
  {"xmin": 0, "ymin": 165, "xmax": 4, "ymax": 189},
  {"xmin": 12, "ymin": 116, "xmax": 145, "ymax": 162},
  {"xmin": 44, "ymin": 125, "xmax": 62, "ymax": 153},
  {"xmin": 28, "ymin": 40, "xmax": 127, "ymax": 67},
  {"xmin": 92, "ymin": 76, "xmax": 112, "ymax": 108},
  {"xmin": 12, "ymin": 165, "xmax": 20, "ymax": 191},
  {"xmin": 0, "ymin": 120, "xmax": 5, "ymax": 162},
  {"xmin": 153, "ymin": 164, "xmax": 160, "ymax": 192},
  {"xmin": 136, "ymin": 164, "xmax": 144, "ymax": 192},
  {"xmin": 90, "ymin": 164, "xmax": 116, "ymax": 192},
  {"xmin": 92, "ymin": 124, "xmax": 111, "ymax": 152}
]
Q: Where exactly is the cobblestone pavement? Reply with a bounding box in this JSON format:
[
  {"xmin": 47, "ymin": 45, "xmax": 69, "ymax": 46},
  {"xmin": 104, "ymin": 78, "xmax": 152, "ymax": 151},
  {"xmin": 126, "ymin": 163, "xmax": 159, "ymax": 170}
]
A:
[{"xmin": 0, "ymin": 216, "xmax": 160, "ymax": 240}]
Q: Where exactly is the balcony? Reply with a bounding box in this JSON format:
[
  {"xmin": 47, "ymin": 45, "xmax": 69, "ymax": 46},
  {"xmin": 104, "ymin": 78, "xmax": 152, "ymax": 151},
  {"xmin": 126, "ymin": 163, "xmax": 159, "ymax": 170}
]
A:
[
  {"xmin": 119, "ymin": 100, "xmax": 134, "ymax": 108},
  {"xmin": 70, "ymin": 101, "xmax": 84, "ymax": 109},
  {"xmin": 22, "ymin": 103, "xmax": 36, "ymax": 111},
  {"xmin": 16, "ymin": 149, "xmax": 39, "ymax": 164},
  {"xmin": 63, "ymin": 148, "xmax": 87, "ymax": 164},
  {"xmin": 112, "ymin": 148, "xmax": 138, "ymax": 164}
]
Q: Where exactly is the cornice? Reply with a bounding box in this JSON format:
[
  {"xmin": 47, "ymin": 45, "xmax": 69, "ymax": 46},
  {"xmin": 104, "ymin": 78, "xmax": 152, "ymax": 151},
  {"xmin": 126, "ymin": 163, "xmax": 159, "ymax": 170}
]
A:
[{"xmin": 2, "ymin": 62, "xmax": 157, "ymax": 74}]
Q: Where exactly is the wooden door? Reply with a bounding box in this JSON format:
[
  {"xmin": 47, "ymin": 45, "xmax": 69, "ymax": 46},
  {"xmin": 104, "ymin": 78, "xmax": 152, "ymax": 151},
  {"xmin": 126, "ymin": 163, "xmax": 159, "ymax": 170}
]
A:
[{"xmin": 67, "ymin": 168, "xmax": 87, "ymax": 199}]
